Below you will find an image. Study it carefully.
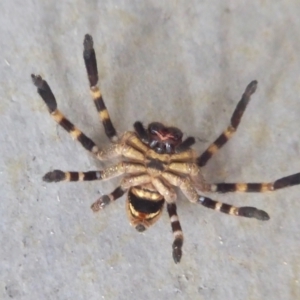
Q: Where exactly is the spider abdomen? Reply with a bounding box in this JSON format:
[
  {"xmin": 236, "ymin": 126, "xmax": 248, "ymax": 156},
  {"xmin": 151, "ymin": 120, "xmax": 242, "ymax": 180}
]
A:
[{"xmin": 126, "ymin": 186, "xmax": 165, "ymax": 232}]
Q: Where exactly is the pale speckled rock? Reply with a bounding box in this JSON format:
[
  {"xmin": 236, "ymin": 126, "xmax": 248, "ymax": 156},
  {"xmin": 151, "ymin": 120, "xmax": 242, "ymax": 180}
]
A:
[{"xmin": 1, "ymin": 1, "xmax": 300, "ymax": 299}]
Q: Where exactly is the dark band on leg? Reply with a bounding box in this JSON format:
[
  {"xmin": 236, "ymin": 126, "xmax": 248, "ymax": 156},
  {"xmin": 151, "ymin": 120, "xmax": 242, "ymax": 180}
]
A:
[
  {"xmin": 210, "ymin": 173, "xmax": 300, "ymax": 193},
  {"xmin": 32, "ymin": 74, "xmax": 100, "ymax": 155},
  {"xmin": 231, "ymin": 80, "xmax": 257, "ymax": 128},
  {"xmin": 273, "ymin": 173, "xmax": 300, "ymax": 190},
  {"xmin": 91, "ymin": 90, "xmax": 118, "ymax": 140},
  {"xmin": 83, "ymin": 35, "xmax": 118, "ymax": 141},
  {"xmin": 167, "ymin": 203, "xmax": 183, "ymax": 263},
  {"xmin": 237, "ymin": 207, "xmax": 269, "ymax": 220},
  {"xmin": 77, "ymin": 132, "xmax": 97, "ymax": 152},
  {"xmin": 111, "ymin": 186, "xmax": 126, "ymax": 200},
  {"xmin": 52, "ymin": 110, "xmax": 97, "ymax": 153},
  {"xmin": 43, "ymin": 170, "xmax": 102, "ymax": 182},
  {"xmin": 43, "ymin": 170, "xmax": 66, "ymax": 182},
  {"xmin": 211, "ymin": 183, "xmax": 273, "ymax": 193},
  {"xmin": 197, "ymin": 81, "xmax": 258, "ymax": 167},
  {"xmin": 91, "ymin": 186, "xmax": 126, "ymax": 212},
  {"xmin": 83, "ymin": 34, "xmax": 98, "ymax": 87},
  {"xmin": 31, "ymin": 74, "xmax": 57, "ymax": 112},
  {"xmin": 58, "ymin": 117, "xmax": 74, "ymax": 132},
  {"xmin": 197, "ymin": 151, "xmax": 212, "ymax": 167}
]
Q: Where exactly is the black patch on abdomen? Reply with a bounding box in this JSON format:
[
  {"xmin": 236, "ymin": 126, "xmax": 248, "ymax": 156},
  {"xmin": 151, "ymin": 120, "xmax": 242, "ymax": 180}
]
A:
[{"xmin": 128, "ymin": 190, "xmax": 164, "ymax": 214}]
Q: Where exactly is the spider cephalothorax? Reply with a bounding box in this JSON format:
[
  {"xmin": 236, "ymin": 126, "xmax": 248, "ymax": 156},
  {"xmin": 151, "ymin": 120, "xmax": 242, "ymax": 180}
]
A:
[
  {"xmin": 147, "ymin": 122, "xmax": 183, "ymax": 153},
  {"xmin": 134, "ymin": 121, "xmax": 196, "ymax": 154},
  {"xmin": 32, "ymin": 34, "xmax": 300, "ymax": 263}
]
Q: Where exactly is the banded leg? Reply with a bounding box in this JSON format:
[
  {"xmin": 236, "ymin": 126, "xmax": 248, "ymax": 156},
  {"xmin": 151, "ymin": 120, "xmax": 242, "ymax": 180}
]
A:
[
  {"xmin": 43, "ymin": 170, "xmax": 102, "ymax": 182},
  {"xmin": 43, "ymin": 162, "xmax": 146, "ymax": 183},
  {"xmin": 197, "ymin": 80, "xmax": 258, "ymax": 167},
  {"xmin": 91, "ymin": 186, "xmax": 126, "ymax": 212},
  {"xmin": 151, "ymin": 178, "xmax": 183, "ymax": 263},
  {"xmin": 209, "ymin": 172, "xmax": 300, "ymax": 193},
  {"xmin": 83, "ymin": 34, "xmax": 118, "ymax": 142},
  {"xmin": 32, "ymin": 74, "xmax": 100, "ymax": 156},
  {"xmin": 167, "ymin": 203, "xmax": 184, "ymax": 263},
  {"xmin": 198, "ymin": 195, "xmax": 269, "ymax": 220},
  {"xmin": 91, "ymin": 174, "xmax": 152, "ymax": 211}
]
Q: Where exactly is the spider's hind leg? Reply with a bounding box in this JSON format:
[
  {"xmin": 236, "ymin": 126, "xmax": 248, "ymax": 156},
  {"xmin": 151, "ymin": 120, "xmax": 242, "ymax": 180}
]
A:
[
  {"xmin": 152, "ymin": 178, "xmax": 184, "ymax": 263},
  {"xmin": 167, "ymin": 203, "xmax": 184, "ymax": 263},
  {"xmin": 83, "ymin": 34, "xmax": 118, "ymax": 143}
]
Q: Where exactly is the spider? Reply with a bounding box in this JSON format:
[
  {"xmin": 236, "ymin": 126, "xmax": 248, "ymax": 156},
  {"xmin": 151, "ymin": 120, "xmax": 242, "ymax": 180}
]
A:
[{"xmin": 32, "ymin": 34, "xmax": 300, "ymax": 263}]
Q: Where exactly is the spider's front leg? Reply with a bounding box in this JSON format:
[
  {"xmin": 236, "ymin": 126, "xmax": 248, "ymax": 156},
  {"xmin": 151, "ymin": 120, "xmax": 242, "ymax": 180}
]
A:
[
  {"xmin": 83, "ymin": 34, "xmax": 118, "ymax": 143},
  {"xmin": 197, "ymin": 80, "xmax": 258, "ymax": 167},
  {"xmin": 32, "ymin": 74, "xmax": 102, "ymax": 157}
]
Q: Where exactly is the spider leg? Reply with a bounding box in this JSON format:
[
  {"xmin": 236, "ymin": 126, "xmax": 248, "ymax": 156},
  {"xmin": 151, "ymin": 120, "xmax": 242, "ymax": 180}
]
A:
[
  {"xmin": 83, "ymin": 34, "xmax": 118, "ymax": 143},
  {"xmin": 91, "ymin": 186, "xmax": 126, "ymax": 212},
  {"xmin": 43, "ymin": 162, "xmax": 146, "ymax": 182},
  {"xmin": 32, "ymin": 74, "xmax": 100, "ymax": 156},
  {"xmin": 197, "ymin": 80, "xmax": 258, "ymax": 167},
  {"xmin": 43, "ymin": 170, "xmax": 102, "ymax": 182},
  {"xmin": 152, "ymin": 178, "xmax": 184, "ymax": 263},
  {"xmin": 198, "ymin": 195, "xmax": 270, "ymax": 220},
  {"xmin": 167, "ymin": 203, "xmax": 184, "ymax": 264},
  {"xmin": 161, "ymin": 172, "xmax": 199, "ymax": 203},
  {"xmin": 32, "ymin": 74, "xmax": 127, "ymax": 161},
  {"xmin": 209, "ymin": 172, "xmax": 300, "ymax": 193},
  {"xmin": 91, "ymin": 174, "xmax": 152, "ymax": 212}
]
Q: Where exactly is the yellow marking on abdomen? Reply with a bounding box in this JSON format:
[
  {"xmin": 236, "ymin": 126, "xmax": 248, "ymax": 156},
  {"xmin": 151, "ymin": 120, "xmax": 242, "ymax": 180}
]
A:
[
  {"xmin": 131, "ymin": 187, "xmax": 163, "ymax": 201},
  {"xmin": 128, "ymin": 203, "xmax": 161, "ymax": 220}
]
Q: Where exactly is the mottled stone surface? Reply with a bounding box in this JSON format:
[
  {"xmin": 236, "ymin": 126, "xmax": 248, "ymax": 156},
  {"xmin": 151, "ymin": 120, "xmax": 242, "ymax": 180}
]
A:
[{"xmin": 1, "ymin": 1, "xmax": 300, "ymax": 299}]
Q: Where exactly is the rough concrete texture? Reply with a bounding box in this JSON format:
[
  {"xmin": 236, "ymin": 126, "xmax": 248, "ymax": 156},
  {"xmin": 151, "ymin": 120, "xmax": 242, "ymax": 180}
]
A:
[{"xmin": 1, "ymin": 1, "xmax": 300, "ymax": 299}]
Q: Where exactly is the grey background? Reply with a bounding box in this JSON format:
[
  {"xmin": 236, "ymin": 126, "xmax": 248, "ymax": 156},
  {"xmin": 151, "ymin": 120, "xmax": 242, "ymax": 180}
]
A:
[{"xmin": 1, "ymin": 1, "xmax": 300, "ymax": 299}]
